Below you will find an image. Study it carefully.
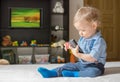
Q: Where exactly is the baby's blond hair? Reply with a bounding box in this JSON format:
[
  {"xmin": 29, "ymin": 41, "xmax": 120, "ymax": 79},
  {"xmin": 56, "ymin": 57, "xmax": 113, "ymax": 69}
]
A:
[{"xmin": 73, "ymin": 6, "xmax": 101, "ymax": 27}]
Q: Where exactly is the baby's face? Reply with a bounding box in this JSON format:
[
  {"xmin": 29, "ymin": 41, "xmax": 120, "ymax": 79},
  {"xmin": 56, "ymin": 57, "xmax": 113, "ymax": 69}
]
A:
[{"xmin": 74, "ymin": 20, "xmax": 97, "ymax": 39}]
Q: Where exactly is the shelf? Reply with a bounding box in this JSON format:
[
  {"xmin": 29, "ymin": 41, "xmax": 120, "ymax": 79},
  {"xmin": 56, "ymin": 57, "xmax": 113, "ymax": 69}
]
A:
[
  {"xmin": 51, "ymin": 12, "xmax": 64, "ymax": 15},
  {"xmin": 0, "ymin": 46, "xmax": 50, "ymax": 64},
  {"xmin": 49, "ymin": 0, "xmax": 69, "ymax": 63},
  {"xmin": 0, "ymin": 44, "xmax": 50, "ymax": 47}
]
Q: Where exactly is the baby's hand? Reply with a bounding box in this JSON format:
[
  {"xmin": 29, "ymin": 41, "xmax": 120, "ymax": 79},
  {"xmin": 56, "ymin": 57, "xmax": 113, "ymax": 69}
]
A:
[
  {"xmin": 70, "ymin": 45, "xmax": 79, "ymax": 57},
  {"xmin": 64, "ymin": 42, "xmax": 70, "ymax": 51}
]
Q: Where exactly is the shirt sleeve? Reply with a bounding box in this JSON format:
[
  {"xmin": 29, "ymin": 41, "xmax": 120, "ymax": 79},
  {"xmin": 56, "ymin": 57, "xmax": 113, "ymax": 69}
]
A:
[{"xmin": 90, "ymin": 37, "xmax": 107, "ymax": 61}]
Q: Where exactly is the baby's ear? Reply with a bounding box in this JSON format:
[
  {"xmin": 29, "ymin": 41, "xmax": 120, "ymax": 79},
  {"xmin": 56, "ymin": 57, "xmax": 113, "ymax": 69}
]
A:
[{"xmin": 92, "ymin": 21, "xmax": 98, "ymax": 29}]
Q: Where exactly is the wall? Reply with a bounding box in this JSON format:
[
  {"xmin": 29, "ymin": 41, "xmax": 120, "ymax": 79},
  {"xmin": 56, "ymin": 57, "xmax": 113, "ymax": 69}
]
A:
[{"xmin": 69, "ymin": 0, "xmax": 83, "ymax": 41}]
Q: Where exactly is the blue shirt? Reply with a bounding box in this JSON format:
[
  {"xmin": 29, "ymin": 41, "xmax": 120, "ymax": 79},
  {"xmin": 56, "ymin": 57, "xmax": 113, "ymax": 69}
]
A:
[{"xmin": 78, "ymin": 31, "xmax": 107, "ymax": 65}]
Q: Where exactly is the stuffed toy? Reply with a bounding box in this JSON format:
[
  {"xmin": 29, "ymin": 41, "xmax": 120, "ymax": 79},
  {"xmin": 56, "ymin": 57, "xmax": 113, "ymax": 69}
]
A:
[
  {"xmin": 20, "ymin": 41, "xmax": 28, "ymax": 46},
  {"xmin": 0, "ymin": 59, "xmax": 10, "ymax": 65},
  {"xmin": 12, "ymin": 41, "xmax": 19, "ymax": 46},
  {"xmin": 51, "ymin": 40, "xmax": 65, "ymax": 49},
  {"xmin": 2, "ymin": 35, "xmax": 12, "ymax": 46},
  {"xmin": 51, "ymin": 34, "xmax": 57, "ymax": 42},
  {"xmin": 30, "ymin": 40, "xmax": 37, "ymax": 46},
  {"xmin": 53, "ymin": 1, "xmax": 64, "ymax": 13},
  {"xmin": 57, "ymin": 56, "xmax": 65, "ymax": 63},
  {"xmin": 54, "ymin": 25, "xmax": 64, "ymax": 31}
]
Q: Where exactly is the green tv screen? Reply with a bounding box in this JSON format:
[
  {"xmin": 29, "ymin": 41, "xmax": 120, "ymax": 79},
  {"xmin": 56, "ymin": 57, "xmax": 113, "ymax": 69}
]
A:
[{"xmin": 9, "ymin": 8, "xmax": 42, "ymax": 28}]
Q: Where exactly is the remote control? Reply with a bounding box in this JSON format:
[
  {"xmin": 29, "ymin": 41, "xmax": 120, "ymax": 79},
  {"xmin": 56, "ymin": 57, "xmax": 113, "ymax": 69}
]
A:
[{"xmin": 69, "ymin": 39, "xmax": 83, "ymax": 53}]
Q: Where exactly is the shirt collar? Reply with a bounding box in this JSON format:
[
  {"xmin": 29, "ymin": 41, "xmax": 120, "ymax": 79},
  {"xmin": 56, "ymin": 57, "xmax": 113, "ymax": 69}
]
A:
[{"xmin": 84, "ymin": 30, "xmax": 102, "ymax": 40}]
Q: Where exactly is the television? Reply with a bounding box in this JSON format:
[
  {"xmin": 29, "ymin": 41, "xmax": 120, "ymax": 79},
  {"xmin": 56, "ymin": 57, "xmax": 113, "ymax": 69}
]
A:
[{"xmin": 8, "ymin": 7, "xmax": 43, "ymax": 28}]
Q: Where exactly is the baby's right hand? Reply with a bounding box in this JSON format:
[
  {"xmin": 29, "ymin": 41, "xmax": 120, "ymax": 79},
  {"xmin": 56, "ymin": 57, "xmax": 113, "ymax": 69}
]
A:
[{"xmin": 64, "ymin": 42, "xmax": 70, "ymax": 51}]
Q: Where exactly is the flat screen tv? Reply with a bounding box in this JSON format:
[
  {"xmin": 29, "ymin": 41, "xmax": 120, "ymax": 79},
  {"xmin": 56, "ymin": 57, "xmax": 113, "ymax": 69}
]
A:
[{"xmin": 9, "ymin": 7, "xmax": 43, "ymax": 28}]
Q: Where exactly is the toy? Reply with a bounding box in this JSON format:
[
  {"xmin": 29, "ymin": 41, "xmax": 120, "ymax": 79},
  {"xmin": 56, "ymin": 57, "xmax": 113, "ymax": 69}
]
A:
[
  {"xmin": 57, "ymin": 56, "xmax": 65, "ymax": 63},
  {"xmin": 20, "ymin": 41, "xmax": 28, "ymax": 46},
  {"xmin": 30, "ymin": 40, "xmax": 37, "ymax": 46},
  {"xmin": 69, "ymin": 50, "xmax": 76, "ymax": 63},
  {"xmin": 0, "ymin": 59, "xmax": 9, "ymax": 65},
  {"xmin": 55, "ymin": 25, "xmax": 64, "ymax": 31},
  {"xmin": 51, "ymin": 39, "xmax": 65, "ymax": 49},
  {"xmin": 69, "ymin": 39, "xmax": 83, "ymax": 53},
  {"xmin": 1, "ymin": 35, "xmax": 12, "ymax": 46},
  {"xmin": 12, "ymin": 41, "xmax": 19, "ymax": 46},
  {"xmin": 53, "ymin": 1, "xmax": 64, "ymax": 13},
  {"xmin": 51, "ymin": 34, "xmax": 57, "ymax": 42}
]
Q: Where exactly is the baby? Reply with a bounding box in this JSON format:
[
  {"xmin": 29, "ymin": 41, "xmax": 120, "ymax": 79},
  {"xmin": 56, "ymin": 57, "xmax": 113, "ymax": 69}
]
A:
[{"xmin": 38, "ymin": 6, "xmax": 107, "ymax": 78}]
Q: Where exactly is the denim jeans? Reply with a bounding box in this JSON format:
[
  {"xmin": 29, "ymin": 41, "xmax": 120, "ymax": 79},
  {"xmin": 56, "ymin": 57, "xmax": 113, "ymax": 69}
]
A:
[{"xmin": 54, "ymin": 62, "xmax": 104, "ymax": 77}]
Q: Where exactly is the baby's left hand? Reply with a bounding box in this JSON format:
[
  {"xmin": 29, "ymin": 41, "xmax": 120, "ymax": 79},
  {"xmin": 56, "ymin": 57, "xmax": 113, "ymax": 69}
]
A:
[
  {"xmin": 70, "ymin": 45, "xmax": 79, "ymax": 57},
  {"xmin": 64, "ymin": 42, "xmax": 70, "ymax": 51}
]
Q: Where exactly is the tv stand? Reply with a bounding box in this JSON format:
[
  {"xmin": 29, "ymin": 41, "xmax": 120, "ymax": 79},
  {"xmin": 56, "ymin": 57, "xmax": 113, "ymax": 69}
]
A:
[{"xmin": 0, "ymin": 46, "xmax": 50, "ymax": 64}]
